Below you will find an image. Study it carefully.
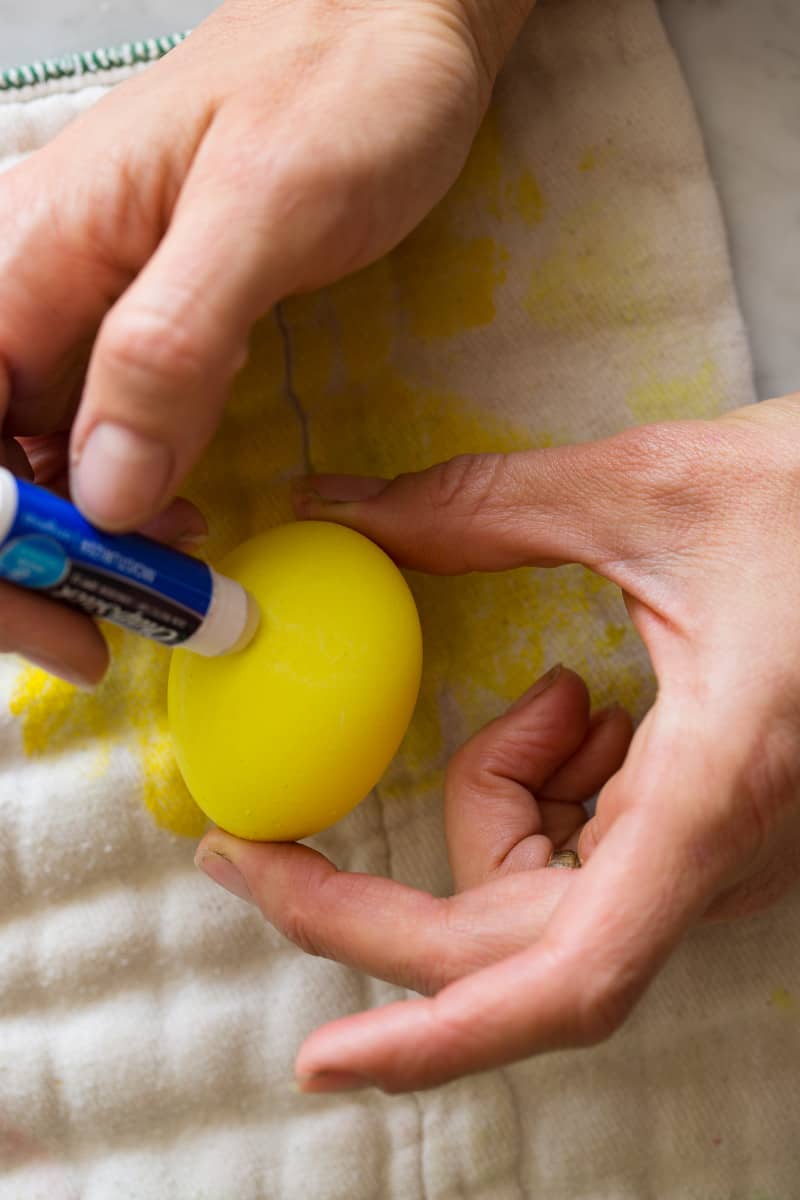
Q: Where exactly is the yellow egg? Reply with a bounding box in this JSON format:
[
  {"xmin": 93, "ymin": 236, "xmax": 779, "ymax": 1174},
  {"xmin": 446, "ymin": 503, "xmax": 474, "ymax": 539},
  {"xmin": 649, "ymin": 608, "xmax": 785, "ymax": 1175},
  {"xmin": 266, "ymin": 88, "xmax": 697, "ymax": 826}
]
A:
[{"xmin": 168, "ymin": 521, "xmax": 422, "ymax": 841}]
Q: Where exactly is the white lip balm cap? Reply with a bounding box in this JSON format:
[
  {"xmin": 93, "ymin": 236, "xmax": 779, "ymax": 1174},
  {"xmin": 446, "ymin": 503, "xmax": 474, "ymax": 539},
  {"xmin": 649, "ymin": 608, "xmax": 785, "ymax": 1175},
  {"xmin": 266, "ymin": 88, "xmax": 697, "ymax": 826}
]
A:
[
  {"xmin": 0, "ymin": 468, "xmax": 19, "ymax": 542},
  {"xmin": 180, "ymin": 571, "xmax": 260, "ymax": 657}
]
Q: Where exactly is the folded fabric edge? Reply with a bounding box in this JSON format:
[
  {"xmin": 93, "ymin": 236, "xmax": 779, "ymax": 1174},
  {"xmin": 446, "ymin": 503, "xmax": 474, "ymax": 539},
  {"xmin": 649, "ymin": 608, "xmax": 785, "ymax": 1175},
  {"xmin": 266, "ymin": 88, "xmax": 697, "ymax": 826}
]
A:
[{"xmin": 0, "ymin": 31, "xmax": 189, "ymax": 105}]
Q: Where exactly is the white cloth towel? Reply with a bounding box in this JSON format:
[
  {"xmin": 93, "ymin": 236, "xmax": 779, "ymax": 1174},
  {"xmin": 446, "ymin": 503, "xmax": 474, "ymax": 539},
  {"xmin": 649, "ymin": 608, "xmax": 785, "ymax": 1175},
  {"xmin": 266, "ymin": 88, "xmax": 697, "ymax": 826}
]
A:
[{"xmin": 2, "ymin": 2, "xmax": 798, "ymax": 1197}]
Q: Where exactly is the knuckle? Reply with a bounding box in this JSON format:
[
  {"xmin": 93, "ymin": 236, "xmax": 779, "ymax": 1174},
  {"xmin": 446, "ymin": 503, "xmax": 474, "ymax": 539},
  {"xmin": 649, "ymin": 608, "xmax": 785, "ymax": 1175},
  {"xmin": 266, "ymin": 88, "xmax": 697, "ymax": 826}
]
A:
[
  {"xmin": 414, "ymin": 902, "xmax": 474, "ymax": 994},
  {"xmin": 574, "ymin": 976, "xmax": 632, "ymax": 1045},
  {"xmin": 405, "ymin": 959, "xmax": 446, "ymax": 998},
  {"xmin": 604, "ymin": 424, "xmax": 700, "ymax": 507},
  {"xmin": 427, "ymin": 453, "xmax": 507, "ymax": 517},
  {"xmin": 222, "ymin": 120, "xmax": 367, "ymax": 279},
  {"xmin": 583, "ymin": 422, "xmax": 746, "ymax": 604},
  {"xmin": 604, "ymin": 421, "xmax": 742, "ymax": 521},
  {"xmin": 444, "ymin": 740, "xmax": 505, "ymax": 827},
  {"xmin": 100, "ymin": 307, "xmax": 208, "ymax": 393},
  {"xmin": 542, "ymin": 941, "xmax": 636, "ymax": 1046},
  {"xmin": 393, "ymin": 899, "xmax": 456, "ymax": 996},
  {"xmin": 278, "ymin": 897, "xmax": 328, "ymax": 960},
  {"xmin": 270, "ymin": 864, "xmax": 338, "ymax": 961}
]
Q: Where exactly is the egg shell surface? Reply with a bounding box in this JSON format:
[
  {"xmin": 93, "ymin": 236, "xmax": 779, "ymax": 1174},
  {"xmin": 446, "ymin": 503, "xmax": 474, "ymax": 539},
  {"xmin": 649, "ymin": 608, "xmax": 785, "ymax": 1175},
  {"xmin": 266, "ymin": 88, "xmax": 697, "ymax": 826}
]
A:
[{"xmin": 168, "ymin": 521, "xmax": 422, "ymax": 841}]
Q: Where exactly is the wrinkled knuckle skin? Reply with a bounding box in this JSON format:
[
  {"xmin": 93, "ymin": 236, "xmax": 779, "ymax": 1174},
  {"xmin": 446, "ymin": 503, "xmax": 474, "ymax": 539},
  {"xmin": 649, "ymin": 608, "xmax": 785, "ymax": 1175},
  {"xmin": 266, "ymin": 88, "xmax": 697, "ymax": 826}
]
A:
[
  {"xmin": 580, "ymin": 991, "xmax": 627, "ymax": 1047},
  {"xmin": 607, "ymin": 424, "xmax": 708, "ymax": 508},
  {"xmin": 100, "ymin": 308, "xmax": 208, "ymax": 393},
  {"xmin": 427, "ymin": 453, "xmax": 507, "ymax": 518},
  {"xmin": 573, "ymin": 975, "xmax": 634, "ymax": 1046},
  {"xmin": 276, "ymin": 899, "xmax": 329, "ymax": 961},
  {"xmin": 228, "ymin": 132, "xmax": 370, "ymax": 283},
  {"xmin": 608, "ymin": 420, "xmax": 755, "ymax": 524},
  {"xmin": 406, "ymin": 959, "xmax": 448, "ymax": 998}
]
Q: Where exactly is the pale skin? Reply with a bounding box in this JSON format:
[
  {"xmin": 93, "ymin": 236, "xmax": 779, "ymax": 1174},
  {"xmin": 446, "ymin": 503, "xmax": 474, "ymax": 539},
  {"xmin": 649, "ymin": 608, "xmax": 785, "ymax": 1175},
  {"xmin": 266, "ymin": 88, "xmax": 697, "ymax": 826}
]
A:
[{"xmin": 1, "ymin": 0, "xmax": 798, "ymax": 1092}]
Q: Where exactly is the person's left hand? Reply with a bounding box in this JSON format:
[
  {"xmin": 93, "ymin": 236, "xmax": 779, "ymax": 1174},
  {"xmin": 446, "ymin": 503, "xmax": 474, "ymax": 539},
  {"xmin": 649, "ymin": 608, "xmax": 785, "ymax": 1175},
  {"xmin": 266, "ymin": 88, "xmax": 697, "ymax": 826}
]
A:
[{"xmin": 195, "ymin": 394, "xmax": 800, "ymax": 1093}]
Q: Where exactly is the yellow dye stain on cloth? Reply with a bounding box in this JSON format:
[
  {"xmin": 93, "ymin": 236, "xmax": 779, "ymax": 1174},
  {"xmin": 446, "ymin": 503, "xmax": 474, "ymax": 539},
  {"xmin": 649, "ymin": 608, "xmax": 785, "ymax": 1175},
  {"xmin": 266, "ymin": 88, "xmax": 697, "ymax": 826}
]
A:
[
  {"xmin": 525, "ymin": 204, "xmax": 664, "ymax": 332},
  {"xmin": 182, "ymin": 314, "xmax": 301, "ymax": 555},
  {"xmin": 391, "ymin": 114, "xmax": 509, "ymax": 340},
  {"xmin": 386, "ymin": 565, "xmax": 647, "ymax": 797},
  {"xmin": 389, "ymin": 111, "xmax": 550, "ymax": 339},
  {"xmin": 10, "ymin": 630, "xmax": 206, "ymax": 837},
  {"xmin": 452, "ymin": 108, "xmax": 505, "ymax": 217},
  {"xmin": 578, "ymin": 143, "xmax": 615, "ymax": 174},
  {"xmin": 456, "ymin": 110, "xmax": 547, "ymax": 228},
  {"xmin": 769, "ymin": 987, "xmax": 795, "ymax": 1013},
  {"xmin": 627, "ymin": 359, "xmax": 725, "ymax": 424},
  {"xmin": 395, "ymin": 218, "xmax": 506, "ymax": 341},
  {"xmin": 509, "ymin": 169, "xmax": 547, "ymax": 227}
]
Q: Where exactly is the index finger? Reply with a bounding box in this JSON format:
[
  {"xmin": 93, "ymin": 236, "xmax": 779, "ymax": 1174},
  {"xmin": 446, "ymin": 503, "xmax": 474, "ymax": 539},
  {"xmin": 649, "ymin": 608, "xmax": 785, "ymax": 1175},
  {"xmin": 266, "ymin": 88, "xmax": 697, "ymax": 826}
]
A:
[{"xmin": 290, "ymin": 424, "xmax": 693, "ymax": 587}]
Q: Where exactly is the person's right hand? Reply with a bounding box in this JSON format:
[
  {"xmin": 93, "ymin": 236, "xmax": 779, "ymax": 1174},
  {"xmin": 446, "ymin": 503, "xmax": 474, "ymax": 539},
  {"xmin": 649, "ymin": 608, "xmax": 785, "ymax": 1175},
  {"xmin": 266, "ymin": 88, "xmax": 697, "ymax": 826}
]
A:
[{"xmin": 0, "ymin": 0, "xmax": 532, "ymax": 685}]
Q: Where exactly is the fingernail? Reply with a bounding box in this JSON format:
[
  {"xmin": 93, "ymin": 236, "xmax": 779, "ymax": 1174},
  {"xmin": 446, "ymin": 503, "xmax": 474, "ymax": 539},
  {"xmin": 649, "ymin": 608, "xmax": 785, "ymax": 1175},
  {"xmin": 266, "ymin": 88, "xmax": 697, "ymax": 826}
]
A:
[
  {"xmin": 508, "ymin": 663, "xmax": 563, "ymax": 712},
  {"xmin": 72, "ymin": 422, "xmax": 173, "ymax": 529},
  {"xmin": 20, "ymin": 652, "xmax": 97, "ymax": 691},
  {"xmin": 195, "ymin": 849, "xmax": 252, "ymax": 904},
  {"xmin": 296, "ymin": 1070, "xmax": 373, "ymax": 1094},
  {"xmin": 292, "ymin": 474, "xmax": 389, "ymax": 509}
]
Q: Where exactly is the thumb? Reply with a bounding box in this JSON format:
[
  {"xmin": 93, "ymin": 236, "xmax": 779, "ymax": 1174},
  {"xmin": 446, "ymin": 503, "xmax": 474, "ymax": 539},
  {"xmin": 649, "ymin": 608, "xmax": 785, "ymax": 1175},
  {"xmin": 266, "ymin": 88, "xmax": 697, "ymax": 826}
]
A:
[
  {"xmin": 292, "ymin": 425, "xmax": 706, "ymax": 589},
  {"xmin": 68, "ymin": 122, "xmax": 309, "ymax": 531},
  {"xmin": 68, "ymin": 198, "xmax": 275, "ymax": 531},
  {"xmin": 295, "ymin": 707, "xmax": 734, "ymax": 1093}
]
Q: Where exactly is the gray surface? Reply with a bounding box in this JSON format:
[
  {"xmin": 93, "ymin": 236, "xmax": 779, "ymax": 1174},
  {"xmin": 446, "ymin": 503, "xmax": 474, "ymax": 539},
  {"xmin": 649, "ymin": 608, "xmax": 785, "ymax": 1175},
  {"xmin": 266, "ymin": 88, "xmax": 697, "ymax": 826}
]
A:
[
  {"xmin": 0, "ymin": 0, "xmax": 211, "ymax": 64},
  {"xmin": 659, "ymin": 0, "xmax": 800, "ymax": 399},
  {"xmin": 0, "ymin": 0, "xmax": 798, "ymax": 399}
]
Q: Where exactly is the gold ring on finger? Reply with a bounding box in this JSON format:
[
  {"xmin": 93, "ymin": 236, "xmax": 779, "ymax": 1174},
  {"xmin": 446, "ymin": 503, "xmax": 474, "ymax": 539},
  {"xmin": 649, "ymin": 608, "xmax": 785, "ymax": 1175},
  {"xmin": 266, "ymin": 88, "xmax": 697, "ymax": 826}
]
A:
[{"xmin": 547, "ymin": 849, "xmax": 582, "ymax": 870}]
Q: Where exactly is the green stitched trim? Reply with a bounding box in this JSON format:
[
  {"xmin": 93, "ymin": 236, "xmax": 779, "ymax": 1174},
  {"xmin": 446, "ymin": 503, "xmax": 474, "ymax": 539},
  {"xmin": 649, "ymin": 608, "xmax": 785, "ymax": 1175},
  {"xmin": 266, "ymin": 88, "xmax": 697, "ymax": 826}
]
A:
[{"xmin": 0, "ymin": 31, "xmax": 189, "ymax": 93}]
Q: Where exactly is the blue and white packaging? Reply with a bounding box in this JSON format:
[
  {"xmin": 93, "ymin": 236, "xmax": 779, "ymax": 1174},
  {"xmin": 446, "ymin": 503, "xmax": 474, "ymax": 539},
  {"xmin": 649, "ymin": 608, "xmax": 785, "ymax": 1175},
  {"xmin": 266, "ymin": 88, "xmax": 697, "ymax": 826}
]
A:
[{"xmin": 0, "ymin": 468, "xmax": 258, "ymax": 656}]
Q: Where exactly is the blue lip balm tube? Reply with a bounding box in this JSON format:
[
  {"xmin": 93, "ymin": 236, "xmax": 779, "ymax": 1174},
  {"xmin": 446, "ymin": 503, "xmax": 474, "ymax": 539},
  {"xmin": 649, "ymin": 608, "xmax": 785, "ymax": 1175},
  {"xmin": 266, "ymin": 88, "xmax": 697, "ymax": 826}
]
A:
[{"xmin": 0, "ymin": 468, "xmax": 259, "ymax": 656}]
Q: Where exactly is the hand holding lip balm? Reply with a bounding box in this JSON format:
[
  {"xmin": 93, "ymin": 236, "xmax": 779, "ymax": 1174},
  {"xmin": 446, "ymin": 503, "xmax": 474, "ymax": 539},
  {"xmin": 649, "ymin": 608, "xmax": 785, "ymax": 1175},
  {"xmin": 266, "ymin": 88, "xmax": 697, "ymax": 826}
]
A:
[{"xmin": 168, "ymin": 521, "xmax": 423, "ymax": 842}]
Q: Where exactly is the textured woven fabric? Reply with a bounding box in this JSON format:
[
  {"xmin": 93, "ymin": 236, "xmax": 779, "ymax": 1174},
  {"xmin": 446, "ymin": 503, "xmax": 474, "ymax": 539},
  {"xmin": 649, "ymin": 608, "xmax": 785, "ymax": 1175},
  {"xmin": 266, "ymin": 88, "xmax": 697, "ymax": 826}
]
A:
[{"xmin": 2, "ymin": 2, "xmax": 797, "ymax": 1197}]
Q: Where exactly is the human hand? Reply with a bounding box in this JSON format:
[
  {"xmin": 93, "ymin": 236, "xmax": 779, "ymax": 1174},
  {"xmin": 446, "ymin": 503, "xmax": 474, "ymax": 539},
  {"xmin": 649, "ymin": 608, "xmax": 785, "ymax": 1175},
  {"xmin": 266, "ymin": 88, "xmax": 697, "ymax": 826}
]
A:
[
  {"xmin": 1, "ymin": 0, "xmax": 531, "ymax": 683},
  {"xmin": 196, "ymin": 663, "xmax": 633, "ymax": 1090},
  {"xmin": 196, "ymin": 394, "xmax": 800, "ymax": 1092}
]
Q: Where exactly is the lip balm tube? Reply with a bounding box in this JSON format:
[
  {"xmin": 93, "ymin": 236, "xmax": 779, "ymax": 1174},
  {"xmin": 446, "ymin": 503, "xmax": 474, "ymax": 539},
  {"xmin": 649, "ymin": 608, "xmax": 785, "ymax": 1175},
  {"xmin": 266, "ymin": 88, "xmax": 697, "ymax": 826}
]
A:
[{"xmin": 0, "ymin": 468, "xmax": 259, "ymax": 656}]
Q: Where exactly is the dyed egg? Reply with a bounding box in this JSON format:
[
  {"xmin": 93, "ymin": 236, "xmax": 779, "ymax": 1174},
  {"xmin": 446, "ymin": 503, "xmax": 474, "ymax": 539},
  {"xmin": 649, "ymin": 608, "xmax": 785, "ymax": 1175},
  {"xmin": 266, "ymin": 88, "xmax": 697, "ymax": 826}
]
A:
[{"xmin": 168, "ymin": 521, "xmax": 422, "ymax": 841}]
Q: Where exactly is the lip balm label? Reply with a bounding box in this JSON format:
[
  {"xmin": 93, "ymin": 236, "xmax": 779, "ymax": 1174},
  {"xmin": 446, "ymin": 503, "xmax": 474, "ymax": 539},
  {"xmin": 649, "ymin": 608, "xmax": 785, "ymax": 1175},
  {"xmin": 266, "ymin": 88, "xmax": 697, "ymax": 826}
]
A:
[{"xmin": 0, "ymin": 478, "xmax": 214, "ymax": 646}]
